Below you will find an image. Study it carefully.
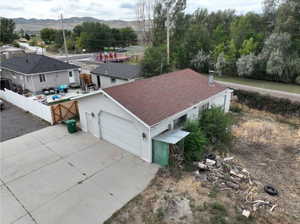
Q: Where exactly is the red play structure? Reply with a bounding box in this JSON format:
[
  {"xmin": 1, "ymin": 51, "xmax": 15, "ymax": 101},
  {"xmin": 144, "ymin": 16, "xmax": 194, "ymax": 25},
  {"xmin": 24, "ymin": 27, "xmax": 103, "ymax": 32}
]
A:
[{"xmin": 96, "ymin": 52, "xmax": 130, "ymax": 62}]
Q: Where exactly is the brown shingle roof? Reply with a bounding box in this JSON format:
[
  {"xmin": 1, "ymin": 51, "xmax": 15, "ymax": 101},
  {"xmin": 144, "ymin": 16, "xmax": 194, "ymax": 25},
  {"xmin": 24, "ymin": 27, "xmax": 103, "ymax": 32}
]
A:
[{"xmin": 104, "ymin": 69, "xmax": 227, "ymax": 126}]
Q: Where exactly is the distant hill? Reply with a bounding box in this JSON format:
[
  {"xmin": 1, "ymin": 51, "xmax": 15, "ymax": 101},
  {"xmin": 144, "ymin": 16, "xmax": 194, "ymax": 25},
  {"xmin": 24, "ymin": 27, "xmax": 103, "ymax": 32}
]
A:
[{"xmin": 13, "ymin": 17, "xmax": 140, "ymax": 33}]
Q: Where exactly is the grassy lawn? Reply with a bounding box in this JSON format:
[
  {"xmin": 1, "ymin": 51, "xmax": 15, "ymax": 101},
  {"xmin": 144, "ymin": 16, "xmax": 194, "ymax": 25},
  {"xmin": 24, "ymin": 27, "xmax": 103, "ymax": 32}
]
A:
[{"xmin": 215, "ymin": 76, "xmax": 300, "ymax": 94}]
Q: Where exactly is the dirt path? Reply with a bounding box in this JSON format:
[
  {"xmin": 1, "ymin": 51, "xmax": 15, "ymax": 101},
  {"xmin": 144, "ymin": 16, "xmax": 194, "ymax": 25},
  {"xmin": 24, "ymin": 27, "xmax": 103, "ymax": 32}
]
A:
[{"xmin": 217, "ymin": 81, "xmax": 300, "ymax": 102}]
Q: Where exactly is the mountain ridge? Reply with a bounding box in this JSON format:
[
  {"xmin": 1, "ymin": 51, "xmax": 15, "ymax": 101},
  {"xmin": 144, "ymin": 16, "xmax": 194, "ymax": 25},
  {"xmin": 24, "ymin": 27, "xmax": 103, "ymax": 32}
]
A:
[{"xmin": 13, "ymin": 17, "xmax": 139, "ymax": 33}]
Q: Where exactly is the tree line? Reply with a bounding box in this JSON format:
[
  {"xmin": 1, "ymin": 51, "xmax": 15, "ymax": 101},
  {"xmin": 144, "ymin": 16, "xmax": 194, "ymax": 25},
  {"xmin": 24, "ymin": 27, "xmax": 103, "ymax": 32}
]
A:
[
  {"xmin": 40, "ymin": 22, "xmax": 138, "ymax": 52},
  {"xmin": 141, "ymin": 0, "xmax": 300, "ymax": 84}
]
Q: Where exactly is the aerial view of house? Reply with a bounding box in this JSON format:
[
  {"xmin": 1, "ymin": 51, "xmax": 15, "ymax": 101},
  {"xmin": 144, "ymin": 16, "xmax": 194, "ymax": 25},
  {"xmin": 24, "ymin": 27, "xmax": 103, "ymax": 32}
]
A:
[
  {"xmin": 0, "ymin": 54, "xmax": 80, "ymax": 93},
  {"xmin": 1, "ymin": 1, "xmax": 300, "ymax": 224},
  {"xmin": 74, "ymin": 69, "xmax": 232, "ymax": 162}
]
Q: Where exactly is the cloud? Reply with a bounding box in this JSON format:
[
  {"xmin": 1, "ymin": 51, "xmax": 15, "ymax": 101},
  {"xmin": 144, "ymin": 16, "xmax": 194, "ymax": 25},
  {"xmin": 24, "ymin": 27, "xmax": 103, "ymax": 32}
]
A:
[
  {"xmin": 0, "ymin": 0, "xmax": 263, "ymax": 20},
  {"xmin": 120, "ymin": 2, "xmax": 135, "ymax": 9},
  {"xmin": 0, "ymin": 5, "xmax": 23, "ymax": 11}
]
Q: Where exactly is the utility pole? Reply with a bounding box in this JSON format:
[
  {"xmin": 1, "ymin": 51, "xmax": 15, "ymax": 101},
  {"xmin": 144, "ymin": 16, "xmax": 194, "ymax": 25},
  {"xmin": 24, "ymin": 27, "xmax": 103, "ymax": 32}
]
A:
[
  {"xmin": 166, "ymin": 9, "xmax": 170, "ymax": 65},
  {"xmin": 60, "ymin": 13, "xmax": 69, "ymax": 63}
]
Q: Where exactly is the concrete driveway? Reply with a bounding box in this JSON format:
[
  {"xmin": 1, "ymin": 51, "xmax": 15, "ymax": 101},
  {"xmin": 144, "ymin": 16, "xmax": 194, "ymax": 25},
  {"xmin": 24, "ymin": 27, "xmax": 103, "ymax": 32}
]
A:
[{"xmin": 0, "ymin": 125, "xmax": 159, "ymax": 224}]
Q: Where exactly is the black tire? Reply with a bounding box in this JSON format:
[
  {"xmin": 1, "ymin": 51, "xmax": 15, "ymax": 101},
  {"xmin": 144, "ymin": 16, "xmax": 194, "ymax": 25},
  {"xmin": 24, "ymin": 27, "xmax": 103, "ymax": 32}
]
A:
[
  {"xmin": 205, "ymin": 153, "xmax": 216, "ymax": 161},
  {"xmin": 264, "ymin": 185, "xmax": 279, "ymax": 196}
]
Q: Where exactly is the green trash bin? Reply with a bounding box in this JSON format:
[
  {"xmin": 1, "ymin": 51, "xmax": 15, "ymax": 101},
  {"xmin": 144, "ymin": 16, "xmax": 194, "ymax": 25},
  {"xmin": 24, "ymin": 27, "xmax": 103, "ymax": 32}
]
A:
[{"xmin": 65, "ymin": 119, "xmax": 77, "ymax": 134}]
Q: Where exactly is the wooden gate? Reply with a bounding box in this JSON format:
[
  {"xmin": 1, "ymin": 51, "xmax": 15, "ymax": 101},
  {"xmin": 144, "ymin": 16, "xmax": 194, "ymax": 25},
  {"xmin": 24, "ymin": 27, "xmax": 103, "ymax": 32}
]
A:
[{"xmin": 51, "ymin": 101, "xmax": 79, "ymax": 124}]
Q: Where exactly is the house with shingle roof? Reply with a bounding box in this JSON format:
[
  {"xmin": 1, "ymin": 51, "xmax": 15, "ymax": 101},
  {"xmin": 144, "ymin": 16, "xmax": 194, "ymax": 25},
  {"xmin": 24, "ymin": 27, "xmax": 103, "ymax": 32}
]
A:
[
  {"xmin": 90, "ymin": 63, "xmax": 142, "ymax": 89},
  {"xmin": 0, "ymin": 54, "xmax": 80, "ymax": 93},
  {"xmin": 73, "ymin": 69, "xmax": 232, "ymax": 163}
]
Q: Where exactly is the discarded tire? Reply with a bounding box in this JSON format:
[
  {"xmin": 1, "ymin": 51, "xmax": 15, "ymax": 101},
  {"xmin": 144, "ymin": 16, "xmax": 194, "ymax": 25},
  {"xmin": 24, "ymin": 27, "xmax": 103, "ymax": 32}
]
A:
[
  {"xmin": 205, "ymin": 153, "xmax": 216, "ymax": 161},
  {"xmin": 264, "ymin": 185, "xmax": 278, "ymax": 196}
]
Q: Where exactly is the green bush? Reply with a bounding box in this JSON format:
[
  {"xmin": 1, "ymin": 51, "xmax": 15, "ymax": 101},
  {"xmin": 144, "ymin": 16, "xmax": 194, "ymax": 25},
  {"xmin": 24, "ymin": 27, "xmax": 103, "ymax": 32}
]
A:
[
  {"xmin": 200, "ymin": 107, "xmax": 233, "ymax": 146},
  {"xmin": 183, "ymin": 121, "xmax": 207, "ymax": 162},
  {"xmin": 230, "ymin": 104, "xmax": 242, "ymax": 113},
  {"xmin": 296, "ymin": 76, "xmax": 300, "ymax": 85},
  {"xmin": 235, "ymin": 89, "xmax": 300, "ymax": 116}
]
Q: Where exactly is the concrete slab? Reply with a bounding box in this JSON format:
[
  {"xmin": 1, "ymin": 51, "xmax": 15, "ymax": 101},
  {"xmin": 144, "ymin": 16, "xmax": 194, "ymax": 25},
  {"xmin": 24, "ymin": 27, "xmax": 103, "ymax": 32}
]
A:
[
  {"xmin": 0, "ymin": 185, "xmax": 27, "ymax": 224},
  {"xmin": 64, "ymin": 140, "xmax": 126, "ymax": 176},
  {"xmin": 0, "ymin": 145, "xmax": 61, "ymax": 183},
  {"xmin": 33, "ymin": 125, "xmax": 69, "ymax": 144},
  {"xmin": 13, "ymin": 215, "xmax": 36, "ymax": 224},
  {"xmin": 92, "ymin": 155, "xmax": 159, "ymax": 204},
  {"xmin": 45, "ymin": 132, "xmax": 99, "ymax": 157},
  {"xmin": 2, "ymin": 126, "xmax": 159, "ymax": 224},
  {"xmin": 0, "ymin": 134, "xmax": 43, "ymax": 159},
  {"xmin": 7, "ymin": 160, "xmax": 85, "ymax": 212},
  {"xmin": 31, "ymin": 178, "xmax": 123, "ymax": 224}
]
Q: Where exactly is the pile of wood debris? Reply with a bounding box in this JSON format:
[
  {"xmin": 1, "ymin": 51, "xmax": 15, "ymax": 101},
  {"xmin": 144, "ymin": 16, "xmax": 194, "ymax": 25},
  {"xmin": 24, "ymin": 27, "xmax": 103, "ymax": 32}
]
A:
[{"xmin": 194, "ymin": 156, "xmax": 279, "ymax": 218}]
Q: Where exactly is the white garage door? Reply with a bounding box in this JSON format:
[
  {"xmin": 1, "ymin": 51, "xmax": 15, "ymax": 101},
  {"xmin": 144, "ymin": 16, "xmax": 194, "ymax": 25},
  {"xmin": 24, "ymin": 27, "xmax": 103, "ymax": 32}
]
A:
[{"xmin": 100, "ymin": 112, "xmax": 141, "ymax": 157}]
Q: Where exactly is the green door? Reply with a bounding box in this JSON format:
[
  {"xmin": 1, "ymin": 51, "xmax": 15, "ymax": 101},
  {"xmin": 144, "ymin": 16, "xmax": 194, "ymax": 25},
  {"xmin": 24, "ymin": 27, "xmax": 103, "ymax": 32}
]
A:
[{"xmin": 152, "ymin": 140, "xmax": 169, "ymax": 166}]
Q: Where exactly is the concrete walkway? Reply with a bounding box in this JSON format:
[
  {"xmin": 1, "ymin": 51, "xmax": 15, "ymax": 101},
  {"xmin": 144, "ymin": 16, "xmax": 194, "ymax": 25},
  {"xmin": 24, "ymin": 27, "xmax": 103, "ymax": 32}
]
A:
[
  {"xmin": 217, "ymin": 80, "xmax": 300, "ymax": 102},
  {"xmin": 0, "ymin": 125, "xmax": 159, "ymax": 224}
]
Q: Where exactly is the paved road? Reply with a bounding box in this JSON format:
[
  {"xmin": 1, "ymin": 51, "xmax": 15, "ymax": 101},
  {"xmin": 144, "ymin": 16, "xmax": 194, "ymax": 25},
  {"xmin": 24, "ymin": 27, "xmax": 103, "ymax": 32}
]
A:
[
  {"xmin": 52, "ymin": 53, "xmax": 95, "ymax": 62},
  {"xmin": 0, "ymin": 101, "xmax": 49, "ymax": 142},
  {"xmin": 217, "ymin": 81, "xmax": 300, "ymax": 102},
  {"xmin": 0, "ymin": 125, "xmax": 159, "ymax": 224}
]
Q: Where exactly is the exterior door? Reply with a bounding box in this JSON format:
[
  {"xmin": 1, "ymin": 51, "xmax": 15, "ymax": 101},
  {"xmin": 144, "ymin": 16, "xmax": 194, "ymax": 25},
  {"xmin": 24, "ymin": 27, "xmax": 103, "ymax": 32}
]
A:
[
  {"xmin": 69, "ymin": 71, "xmax": 75, "ymax": 83},
  {"xmin": 99, "ymin": 112, "xmax": 141, "ymax": 157},
  {"xmin": 97, "ymin": 76, "xmax": 101, "ymax": 88}
]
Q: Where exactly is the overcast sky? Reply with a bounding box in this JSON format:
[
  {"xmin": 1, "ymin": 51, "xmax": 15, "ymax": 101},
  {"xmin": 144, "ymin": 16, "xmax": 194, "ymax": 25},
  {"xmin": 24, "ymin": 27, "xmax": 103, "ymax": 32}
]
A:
[{"xmin": 0, "ymin": 0, "xmax": 263, "ymax": 20}]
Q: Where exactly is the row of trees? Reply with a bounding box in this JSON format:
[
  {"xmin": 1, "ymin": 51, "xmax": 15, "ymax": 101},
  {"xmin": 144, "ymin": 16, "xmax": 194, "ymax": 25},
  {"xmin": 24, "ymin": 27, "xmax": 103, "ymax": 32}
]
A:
[
  {"xmin": 141, "ymin": 0, "xmax": 300, "ymax": 84},
  {"xmin": 40, "ymin": 22, "xmax": 138, "ymax": 52}
]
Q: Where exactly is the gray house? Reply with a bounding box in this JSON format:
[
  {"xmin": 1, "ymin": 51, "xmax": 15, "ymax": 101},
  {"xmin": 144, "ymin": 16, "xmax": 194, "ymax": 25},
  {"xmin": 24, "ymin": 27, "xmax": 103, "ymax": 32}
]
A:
[
  {"xmin": 91, "ymin": 63, "xmax": 142, "ymax": 89},
  {"xmin": 0, "ymin": 54, "xmax": 80, "ymax": 93}
]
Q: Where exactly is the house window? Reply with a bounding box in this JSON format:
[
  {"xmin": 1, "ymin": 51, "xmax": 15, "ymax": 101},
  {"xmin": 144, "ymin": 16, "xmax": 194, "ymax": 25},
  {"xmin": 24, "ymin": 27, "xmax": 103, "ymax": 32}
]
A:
[
  {"xmin": 173, "ymin": 114, "xmax": 187, "ymax": 129},
  {"xmin": 39, "ymin": 74, "xmax": 46, "ymax": 82},
  {"xmin": 69, "ymin": 71, "xmax": 73, "ymax": 77},
  {"xmin": 111, "ymin": 77, "xmax": 116, "ymax": 83}
]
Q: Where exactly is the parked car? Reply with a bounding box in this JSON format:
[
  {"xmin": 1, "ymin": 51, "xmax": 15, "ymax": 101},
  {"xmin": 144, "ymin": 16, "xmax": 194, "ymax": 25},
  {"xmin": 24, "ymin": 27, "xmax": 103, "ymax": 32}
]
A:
[{"xmin": 0, "ymin": 99, "xmax": 4, "ymax": 111}]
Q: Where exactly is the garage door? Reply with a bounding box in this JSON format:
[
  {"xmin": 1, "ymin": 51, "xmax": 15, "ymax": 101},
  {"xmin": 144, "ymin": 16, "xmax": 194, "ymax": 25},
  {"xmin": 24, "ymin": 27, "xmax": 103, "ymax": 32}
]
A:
[{"xmin": 99, "ymin": 112, "xmax": 141, "ymax": 157}]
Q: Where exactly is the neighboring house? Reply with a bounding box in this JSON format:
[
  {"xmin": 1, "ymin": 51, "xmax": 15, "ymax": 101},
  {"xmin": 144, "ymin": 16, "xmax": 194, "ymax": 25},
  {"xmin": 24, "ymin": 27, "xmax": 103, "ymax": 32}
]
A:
[
  {"xmin": 91, "ymin": 63, "xmax": 142, "ymax": 89},
  {"xmin": 0, "ymin": 45, "xmax": 25, "ymax": 61},
  {"xmin": 0, "ymin": 54, "xmax": 80, "ymax": 93},
  {"xmin": 73, "ymin": 69, "xmax": 232, "ymax": 163}
]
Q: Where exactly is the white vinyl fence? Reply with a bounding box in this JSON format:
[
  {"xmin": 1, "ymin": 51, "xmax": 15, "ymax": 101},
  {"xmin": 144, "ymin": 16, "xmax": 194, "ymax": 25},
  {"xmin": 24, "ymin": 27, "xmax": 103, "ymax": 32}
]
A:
[{"xmin": 0, "ymin": 89, "xmax": 53, "ymax": 124}]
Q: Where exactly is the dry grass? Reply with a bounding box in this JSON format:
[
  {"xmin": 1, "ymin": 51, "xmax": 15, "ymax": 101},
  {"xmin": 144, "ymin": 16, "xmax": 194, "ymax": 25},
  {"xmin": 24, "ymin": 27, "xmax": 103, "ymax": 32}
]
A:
[{"xmin": 105, "ymin": 108, "xmax": 300, "ymax": 224}]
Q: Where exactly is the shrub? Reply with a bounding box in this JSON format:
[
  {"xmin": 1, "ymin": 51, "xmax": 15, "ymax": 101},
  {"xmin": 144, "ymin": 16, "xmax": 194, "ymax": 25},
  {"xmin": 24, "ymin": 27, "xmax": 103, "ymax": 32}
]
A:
[
  {"xmin": 235, "ymin": 89, "xmax": 300, "ymax": 116},
  {"xmin": 199, "ymin": 107, "xmax": 233, "ymax": 146},
  {"xmin": 296, "ymin": 76, "xmax": 300, "ymax": 85},
  {"xmin": 230, "ymin": 104, "xmax": 242, "ymax": 113},
  {"xmin": 183, "ymin": 121, "xmax": 207, "ymax": 163}
]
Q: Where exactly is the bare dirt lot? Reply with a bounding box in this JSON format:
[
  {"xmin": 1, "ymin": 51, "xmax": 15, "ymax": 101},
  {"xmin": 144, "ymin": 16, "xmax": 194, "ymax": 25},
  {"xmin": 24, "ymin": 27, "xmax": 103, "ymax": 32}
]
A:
[
  {"xmin": 104, "ymin": 107, "xmax": 300, "ymax": 224},
  {"xmin": 0, "ymin": 101, "xmax": 49, "ymax": 142}
]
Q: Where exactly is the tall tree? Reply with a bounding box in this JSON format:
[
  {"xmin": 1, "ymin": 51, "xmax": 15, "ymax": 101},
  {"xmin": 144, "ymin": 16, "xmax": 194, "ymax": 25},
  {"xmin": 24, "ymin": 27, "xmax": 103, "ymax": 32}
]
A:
[
  {"xmin": 40, "ymin": 28, "xmax": 57, "ymax": 44},
  {"xmin": 0, "ymin": 18, "xmax": 17, "ymax": 44}
]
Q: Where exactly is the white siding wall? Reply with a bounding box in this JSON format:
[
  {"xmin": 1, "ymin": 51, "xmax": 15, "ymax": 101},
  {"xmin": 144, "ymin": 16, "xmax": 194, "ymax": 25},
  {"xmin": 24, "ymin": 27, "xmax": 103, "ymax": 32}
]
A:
[
  {"xmin": 2, "ymin": 69, "xmax": 79, "ymax": 93},
  {"xmin": 150, "ymin": 89, "xmax": 232, "ymax": 138},
  {"xmin": 91, "ymin": 74, "xmax": 133, "ymax": 89},
  {"xmin": 77, "ymin": 93, "xmax": 151, "ymax": 162}
]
